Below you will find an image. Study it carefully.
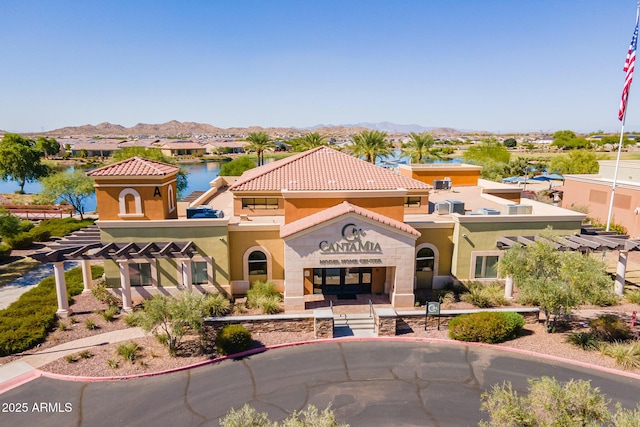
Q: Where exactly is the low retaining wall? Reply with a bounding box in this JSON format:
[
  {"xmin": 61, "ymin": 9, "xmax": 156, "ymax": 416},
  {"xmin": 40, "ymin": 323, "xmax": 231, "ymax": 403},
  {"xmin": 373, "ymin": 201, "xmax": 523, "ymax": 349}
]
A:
[{"xmin": 205, "ymin": 313, "xmax": 316, "ymax": 335}]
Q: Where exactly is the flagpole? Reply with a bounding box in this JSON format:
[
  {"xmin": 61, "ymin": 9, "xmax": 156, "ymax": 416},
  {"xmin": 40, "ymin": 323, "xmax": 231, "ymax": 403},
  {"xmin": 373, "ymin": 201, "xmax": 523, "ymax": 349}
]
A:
[{"xmin": 607, "ymin": 3, "xmax": 640, "ymax": 232}]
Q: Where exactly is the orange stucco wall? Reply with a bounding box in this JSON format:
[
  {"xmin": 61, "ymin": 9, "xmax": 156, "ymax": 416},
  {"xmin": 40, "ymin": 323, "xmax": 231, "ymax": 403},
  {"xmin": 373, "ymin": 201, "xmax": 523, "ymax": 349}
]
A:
[
  {"xmin": 399, "ymin": 167, "xmax": 481, "ymax": 186},
  {"xmin": 562, "ymin": 178, "xmax": 640, "ymax": 238},
  {"xmin": 92, "ymin": 175, "xmax": 178, "ymax": 221},
  {"xmin": 284, "ymin": 197, "xmax": 406, "ymax": 223},
  {"xmin": 483, "ymin": 190, "xmax": 522, "ymax": 203},
  {"xmin": 232, "ymin": 194, "xmax": 285, "ymax": 217}
]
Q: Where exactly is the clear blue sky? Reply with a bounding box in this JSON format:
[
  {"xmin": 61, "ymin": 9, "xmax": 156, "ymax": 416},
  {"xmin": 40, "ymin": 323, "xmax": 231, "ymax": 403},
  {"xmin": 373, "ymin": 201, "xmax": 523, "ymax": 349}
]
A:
[{"xmin": 2, "ymin": 0, "xmax": 639, "ymax": 134}]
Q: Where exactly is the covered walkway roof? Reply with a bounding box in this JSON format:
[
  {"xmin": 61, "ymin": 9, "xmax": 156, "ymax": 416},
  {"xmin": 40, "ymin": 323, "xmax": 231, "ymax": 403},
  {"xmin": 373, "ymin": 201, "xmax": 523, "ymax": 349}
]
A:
[{"xmin": 496, "ymin": 228, "xmax": 640, "ymax": 252}]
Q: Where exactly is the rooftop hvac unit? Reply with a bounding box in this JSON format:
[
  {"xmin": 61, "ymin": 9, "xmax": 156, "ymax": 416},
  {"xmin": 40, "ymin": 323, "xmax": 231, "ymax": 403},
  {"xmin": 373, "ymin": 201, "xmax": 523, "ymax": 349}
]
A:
[
  {"xmin": 446, "ymin": 200, "xmax": 465, "ymax": 215},
  {"xmin": 465, "ymin": 211, "xmax": 483, "ymax": 216},
  {"xmin": 504, "ymin": 204, "xmax": 533, "ymax": 215},
  {"xmin": 434, "ymin": 202, "xmax": 450, "ymax": 215},
  {"xmin": 478, "ymin": 208, "xmax": 501, "ymax": 215},
  {"xmin": 433, "ymin": 179, "xmax": 452, "ymax": 190}
]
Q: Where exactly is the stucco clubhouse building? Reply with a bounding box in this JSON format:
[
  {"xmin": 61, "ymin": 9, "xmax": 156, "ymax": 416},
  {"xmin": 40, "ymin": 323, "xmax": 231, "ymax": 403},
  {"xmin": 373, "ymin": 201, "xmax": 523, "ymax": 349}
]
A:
[{"xmin": 40, "ymin": 146, "xmax": 605, "ymax": 316}]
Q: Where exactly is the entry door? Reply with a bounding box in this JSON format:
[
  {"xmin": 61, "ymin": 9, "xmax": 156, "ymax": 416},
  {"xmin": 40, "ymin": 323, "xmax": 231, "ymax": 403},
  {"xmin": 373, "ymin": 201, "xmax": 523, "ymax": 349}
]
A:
[{"xmin": 313, "ymin": 268, "xmax": 372, "ymax": 295}]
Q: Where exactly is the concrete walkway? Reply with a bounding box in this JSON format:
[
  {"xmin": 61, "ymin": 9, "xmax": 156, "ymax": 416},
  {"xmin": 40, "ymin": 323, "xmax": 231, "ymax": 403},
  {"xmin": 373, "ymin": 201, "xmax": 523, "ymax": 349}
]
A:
[{"xmin": 0, "ymin": 327, "xmax": 145, "ymax": 393}]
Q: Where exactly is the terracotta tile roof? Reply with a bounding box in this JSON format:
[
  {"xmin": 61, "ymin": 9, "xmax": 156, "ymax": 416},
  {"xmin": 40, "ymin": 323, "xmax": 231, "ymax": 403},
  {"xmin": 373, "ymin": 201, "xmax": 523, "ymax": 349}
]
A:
[
  {"xmin": 229, "ymin": 146, "xmax": 432, "ymax": 192},
  {"xmin": 161, "ymin": 142, "xmax": 205, "ymax": 150},
  {"xmin": 280, "ymin": 201, "xmax": 421, "ymax": 238},
  {"xmin": 86, "ymin": 157, "xmax": 179, "ymax": 177}
]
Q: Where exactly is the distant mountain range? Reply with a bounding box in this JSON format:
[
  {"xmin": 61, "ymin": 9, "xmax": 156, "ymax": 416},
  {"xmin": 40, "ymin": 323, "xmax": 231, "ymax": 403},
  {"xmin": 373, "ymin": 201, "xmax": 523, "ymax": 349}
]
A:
[{"xmin": 5, "ymin": 120, "xmax": 472, "ymax": 137}]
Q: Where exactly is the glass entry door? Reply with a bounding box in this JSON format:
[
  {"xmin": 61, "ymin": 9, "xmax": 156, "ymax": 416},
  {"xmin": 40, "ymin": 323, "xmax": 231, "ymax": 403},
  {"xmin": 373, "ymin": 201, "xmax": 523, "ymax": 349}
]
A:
[{"xmin": 313, "ymin": 267, "xmax": 372, "ymax": 295}]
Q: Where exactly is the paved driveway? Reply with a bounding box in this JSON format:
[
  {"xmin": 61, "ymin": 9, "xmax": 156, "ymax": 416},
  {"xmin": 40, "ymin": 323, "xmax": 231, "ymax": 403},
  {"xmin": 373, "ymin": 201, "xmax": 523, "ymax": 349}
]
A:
[{"xmin": 2, "ymin": 341, "xmax": 639, "ymax": 426}]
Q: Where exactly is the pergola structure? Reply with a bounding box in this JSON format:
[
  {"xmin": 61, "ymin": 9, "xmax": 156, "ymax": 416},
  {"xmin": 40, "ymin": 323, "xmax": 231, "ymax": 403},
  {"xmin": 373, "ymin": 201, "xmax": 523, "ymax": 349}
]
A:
[
  {"xmin": 495, "ymin": 228, "xmax": 640, "ymax": 298},
  {"xmin": 30, "ymin": 227, "xmax": 202, "ymax": 317}
]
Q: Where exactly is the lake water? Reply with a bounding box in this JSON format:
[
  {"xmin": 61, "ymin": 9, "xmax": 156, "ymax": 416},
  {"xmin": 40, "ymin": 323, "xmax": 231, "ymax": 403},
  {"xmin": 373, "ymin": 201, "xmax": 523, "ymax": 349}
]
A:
[{"xmin": 0, "ymin": 161, "xmax": 227, "ymax": 213}]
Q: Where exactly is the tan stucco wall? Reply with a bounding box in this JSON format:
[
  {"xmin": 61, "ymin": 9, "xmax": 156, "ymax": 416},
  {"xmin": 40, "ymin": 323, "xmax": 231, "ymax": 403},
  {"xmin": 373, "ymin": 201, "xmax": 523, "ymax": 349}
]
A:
[
  {"xmin": 228, "ymin": 229, "xmax": 285, "ymax": 282},
  {"xmin": 93, "ymin": 174, "xmax": 178, "ymax": 221},
  {"xmin": 414, "ymin": 226, "xmax": 455, "ymax": 276},
  {"xmin": 284, "ymin": 197, "xmax": 406, "ymax": 223}
]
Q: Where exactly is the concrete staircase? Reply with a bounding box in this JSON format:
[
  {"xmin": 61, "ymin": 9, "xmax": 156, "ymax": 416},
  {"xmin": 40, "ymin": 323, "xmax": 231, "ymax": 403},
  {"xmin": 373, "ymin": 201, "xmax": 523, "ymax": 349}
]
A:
[{"xmin": 334, "ymin": 313, "xmax": 377, "ymax": 338}]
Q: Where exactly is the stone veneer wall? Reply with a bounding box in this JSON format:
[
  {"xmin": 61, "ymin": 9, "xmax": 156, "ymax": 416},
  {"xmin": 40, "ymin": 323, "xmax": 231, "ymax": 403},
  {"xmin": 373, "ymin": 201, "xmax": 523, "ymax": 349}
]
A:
[
  {"xmin": 206, "ymin": 314, "xmax": 317, "ymax": 336},
  {"xmin": 396, "ymin": 308, "xmax": 540, "ymax": 333}
]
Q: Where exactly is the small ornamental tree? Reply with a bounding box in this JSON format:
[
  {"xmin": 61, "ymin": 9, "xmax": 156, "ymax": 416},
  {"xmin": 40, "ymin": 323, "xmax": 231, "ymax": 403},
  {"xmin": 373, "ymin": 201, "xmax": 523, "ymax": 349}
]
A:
[{"xmin": 39, "ymin": 170, "xmax": 95, "ymax": 220}]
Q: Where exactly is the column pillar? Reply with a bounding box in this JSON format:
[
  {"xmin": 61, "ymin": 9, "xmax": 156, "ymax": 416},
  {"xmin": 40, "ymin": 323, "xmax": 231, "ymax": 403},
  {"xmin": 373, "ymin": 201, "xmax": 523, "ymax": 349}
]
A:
[
  {"xmin": 117, "ymin": 260, "xmax": 133, "ymax": 312},
  {"xmin": 53, "ymin": 262, "xmax": 71, "ymax": 318},
  {"xmin": 504, "ymin": 275, "xmax": 514, "ymax": 299},
  {"xmin": 81, "ymin": 259, "xmax": 92, "ymax": 293},
  {"xmin": 615, "ymin": 250, "xmax": 628, "ymax": 296},
  {"xmin": 182, "ymin": 258, "xmax": 192, "ymax": 292}
]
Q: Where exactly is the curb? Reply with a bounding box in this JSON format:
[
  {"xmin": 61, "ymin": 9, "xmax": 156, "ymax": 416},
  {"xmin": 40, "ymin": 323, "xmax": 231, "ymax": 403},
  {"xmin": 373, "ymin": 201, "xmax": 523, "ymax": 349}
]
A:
[
  {"xmin": 0, "ymin": 369, "xmax": 42, "ymax": 395},
  {"xmin": 32, "ymin": 336, "xmax": 640, "ymax": 384}
]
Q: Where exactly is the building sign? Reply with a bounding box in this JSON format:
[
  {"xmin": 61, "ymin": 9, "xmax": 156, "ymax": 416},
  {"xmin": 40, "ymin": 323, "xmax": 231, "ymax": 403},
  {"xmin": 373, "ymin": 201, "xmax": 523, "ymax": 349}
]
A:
[{"xmin": 319, "ymin": 223, "xmax": 382, "ymax": 254}]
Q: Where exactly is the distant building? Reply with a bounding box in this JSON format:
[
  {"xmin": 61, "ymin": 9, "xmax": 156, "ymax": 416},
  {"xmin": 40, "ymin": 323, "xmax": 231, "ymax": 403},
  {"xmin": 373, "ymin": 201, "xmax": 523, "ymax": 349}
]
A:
[{"xmin": 160, "ymin": 141, "xmax": 206, "ymax": 157}]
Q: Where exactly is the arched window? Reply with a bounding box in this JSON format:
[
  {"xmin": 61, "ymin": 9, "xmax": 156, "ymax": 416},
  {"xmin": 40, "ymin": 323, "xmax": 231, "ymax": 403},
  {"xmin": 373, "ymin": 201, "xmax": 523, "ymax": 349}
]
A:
[
  {"xmin": 118, "ymin": 188, "xmax": 143, "ymax": 217},
  {"xmin": 416, "ymin": 247, "xmax": 435, "ymax": 272},
  {"xmin": 167, "ymin": 185, "xmax": 175, "ymax": 213},
  {"xmin": 248, "ymin": 251, "xmax": 267, "ymax": 275}
]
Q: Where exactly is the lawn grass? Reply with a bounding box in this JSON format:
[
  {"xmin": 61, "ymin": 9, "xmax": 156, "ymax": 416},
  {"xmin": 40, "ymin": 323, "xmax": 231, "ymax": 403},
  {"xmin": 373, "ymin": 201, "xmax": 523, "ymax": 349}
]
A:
[{"xmin": 0, "ymin": 258, "xmax": 41, "ymax": 288}]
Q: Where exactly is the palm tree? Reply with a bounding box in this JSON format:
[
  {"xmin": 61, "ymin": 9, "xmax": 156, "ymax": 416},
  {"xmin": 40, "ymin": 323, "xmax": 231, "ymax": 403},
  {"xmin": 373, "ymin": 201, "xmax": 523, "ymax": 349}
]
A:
[
  {"xmin": 292, "ymin": 132, "xmax": 328, "ymax": 151},
  {"xmin": 349, "ymin": 130, "xmax": 392, "ymax": 163},
  {"xmin": 402, "ymin": 132, "xmax": 437, "ymax": 163},
  {"xmin": 244, "ymin": 132, "xmax": 275, "ymax": 166}
]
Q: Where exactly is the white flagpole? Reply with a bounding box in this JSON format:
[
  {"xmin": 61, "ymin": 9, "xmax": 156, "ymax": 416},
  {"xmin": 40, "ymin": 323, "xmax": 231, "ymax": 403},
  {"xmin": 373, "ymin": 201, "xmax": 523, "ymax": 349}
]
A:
[{"xmin": 606, "ymin": 3, "xmax": 640, "ymax": 232}]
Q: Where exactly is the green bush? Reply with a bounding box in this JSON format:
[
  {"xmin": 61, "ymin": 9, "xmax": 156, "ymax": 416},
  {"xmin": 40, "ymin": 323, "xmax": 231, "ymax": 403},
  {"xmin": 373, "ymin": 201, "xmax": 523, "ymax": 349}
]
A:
[
  {"xmin": 598, "ymin": 341, "xmax": 640, "ymax": 370},
  {"xmin": 18, "ymin": 220, "xmax": 34, "ymax": 233},
  {"xmin": 4, "ymin": 232, "xmax": 33, "ymax": 249},
  {"xmin": 28, "ymin": 227, "xmax": 51, "ymax": 242},
  {"xmin": 123, "ymin": 311, "xmax": 144, "ymax": 327},
  {"xmin": 100, "ymin": 305, "xmax": 119, "ymax": 322},
  {"xmin": 215, "ymin": 324, "xmax": 253, "ymax": 356},
  {"xmin": 85, "ymin": 319, "xmax": 98, "ymax": 330},
  {"xmin": 626, "ymin": 290, "xmax": 640, "ymax": 305},
  {"xmin": 448, "ymin": 311, "xmax": 524, "ymax": 344},
  {"xmin": 256, "ymin": 295, "xmax": 282, "ymax": 314},
  {"xmin": 0, "ymin": 265, "xmax": 104, "ymax": 356},
  {"xmin": 567, "ymin": 332, "xmax": 599, "ymax": 350},
  {"xmin": 117, "ymin": 341, "xmax": 140, "ymax": 363},
  {"xmin": 460, "ymin": 281, "xmax": 507, "ymax": 308},
  {"xmin": 0, "ymin": 243, "xmax": 12, "ymax": 260},
  {"xmin": 247, "ymin": 280, "xmax": 281, "ymax": 309},
  {"xmin": 589, "ymin": 314, "xmax": 633, "ymax": 342},
  {"xmin": 203, "ymin": 293, "xmax": 232, "ymax": 317}
]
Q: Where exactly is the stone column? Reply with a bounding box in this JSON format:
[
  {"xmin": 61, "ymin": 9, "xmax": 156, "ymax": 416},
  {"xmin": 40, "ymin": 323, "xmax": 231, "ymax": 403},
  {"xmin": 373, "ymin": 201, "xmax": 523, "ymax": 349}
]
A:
[
  {"xmin": 53, "ymin": 262, "xmax": 71, "ymax": 318},
  {"xmin": 81, "ymin": 259, "xmax": 92, "ymax": 293},
  {"xmin": 504, "ymin": 275, "xmax": 514, "ymax": 300},
  {"xmin": 182, "ymin": 258, "xmax": 192, "ymax": 292},
  {"xmin": 117, "ymin": 260, "xmax": 133, "ymax": 312},
  {"xmin": 615, "ymin": 250, "xmax": 628, "ymax": 296}
]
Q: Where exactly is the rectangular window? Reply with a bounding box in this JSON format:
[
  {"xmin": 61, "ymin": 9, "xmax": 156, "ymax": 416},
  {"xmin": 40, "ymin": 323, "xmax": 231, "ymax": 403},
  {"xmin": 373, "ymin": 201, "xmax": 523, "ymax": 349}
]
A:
[
  {"xmin": 589, "ymin": 190, "xmax": 607, "ymax": 204},
  {"xmin": 129, "ymin": 263, "xmax": 152, "ymax": 286},
  {"xmin": 242, "ymin": 198, "xmax": 279, "ymax": 210},
  {"xmin": 191, "ymin": 261, "xmax": 208, "ymax": 285},
  {"xmin": 404, "ymin": 197, "xmax": 421, "ymax": 208},
  {"xmin": 474, "ymin": 255, "xmax": 499, "ymax": 279}
]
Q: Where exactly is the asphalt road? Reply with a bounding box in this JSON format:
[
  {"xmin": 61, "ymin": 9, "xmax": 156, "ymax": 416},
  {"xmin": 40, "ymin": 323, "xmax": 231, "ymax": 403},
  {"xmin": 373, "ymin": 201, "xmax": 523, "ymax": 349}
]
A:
[{"xmin": 1, "ymin": 341, "xmax": 639, "ymax": 426}]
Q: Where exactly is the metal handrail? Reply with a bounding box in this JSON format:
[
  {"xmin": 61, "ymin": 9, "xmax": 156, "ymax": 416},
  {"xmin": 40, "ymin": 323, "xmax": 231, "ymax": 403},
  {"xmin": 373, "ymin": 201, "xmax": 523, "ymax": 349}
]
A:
[
  {"xmin": 330, "ymin": 300, "xmax": 333, "ymax": 313},
  {"xmin": 368, "ymin": 299, "xmax": 373, "ymax": 318}
]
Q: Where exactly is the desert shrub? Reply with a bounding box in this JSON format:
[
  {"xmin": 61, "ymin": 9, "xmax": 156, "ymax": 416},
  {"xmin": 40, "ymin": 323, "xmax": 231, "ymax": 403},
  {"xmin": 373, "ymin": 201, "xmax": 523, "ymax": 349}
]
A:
[
  {"xmin": 123, "ymin": 311, "xmax": 144, "ymax": 327},
  {"xmin": 598, "ymin": 341, "xmax": 640, "ymax": 370},
  {"xmin": 107, "ymin": 359, "xmax": 119, "ymax": 369},
  {"xmin": 247, "ymin": 280, "xmax": 281, "ymax": 309},
  {"xmin": 0, "ymin": 265, "xmax": 104, "ymax": 356},
  {"xmin": 589, "ymin": 314, "xmax": 633, "ymax": 342},
  {"xmin": 215, "ymin": 324, "xmax": 253, "ymax": 356},
  {"xmin": 85, "ymin": 319, "xmax": 97, "ymax": 330},
  {"xmin": 65, "ymin": 354, "xmax": 78, "ymax": 363},
  {"xmin": 626, "ymin": 290, "xmax": 640, "ymax": 305},
  {"xmin": 91, "ymin": 283, "xmax": 120, "ymax": 308},
  {"xmin": 18, "ymin": 220, "xmax": 34, "ymax": 233},
  {"xmin": 79, "ymin": 350, "xmax": 93, "ymax": 359},
  {"xmin": 255, "ymin": 295, "xmax": 283, "ymax": 315},
  {"xmin": 28, "ymin": 227, "xmax": 51, "ymax": 242},
  {"xmin": 438, "ymin": 290, "xmax": 456, "ymax": 307},
  {"xmin": 0, "ymin": 243, "xmax": 11, "ymax": 260},
  {"xmin": 203, "ymin": 293, "xmax": 232, "ymax": 317},
  {"xmin": 36, "ymin": 217, "xmax": 95, "ymax": 237},
  {"xmin": 117, "ymin": 341, "xmax": 140, "ymax": 363},
  {"xmin": 220, "ymin": 404, "xmax": 348, "ymax": 427},
  {"xmin": 448, "ymin": 311, "xmax": 524, "ymax": 344},
  {"xmin": 100, "ymin": 305, "xmax": 119, "ymax": 322},
  {"xmin": 4, "ymin": 232, "xmax": 33, "ymax": 249},
  {"xmin": 460, "ymin": 281, "xmax": 507, "ymax": 308},
  {"xmin": 566, "ymin": 332, "xmax": 599, "ymax": 350}
]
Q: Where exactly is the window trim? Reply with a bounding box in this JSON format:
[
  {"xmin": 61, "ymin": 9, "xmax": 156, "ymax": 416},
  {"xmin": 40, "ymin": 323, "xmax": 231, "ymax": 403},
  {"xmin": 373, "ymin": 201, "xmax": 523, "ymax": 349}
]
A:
[
  {"xmin": 243, "ymin": 246, "xmax": 272, "ymax": 281},
  {"xmin": 470, "ymin": 251, "xmax": 502, "ymax": 280},
  {"xmin": 415, "ymin": 243, "xmax": 439, "ymax": 275},
  {"xmin": 127, "ymin": 258, "xmax": 158, "ymax": 287},
  {"xmin": 241, "ymin": 197, "xmax": 279, "ymax": 210}
]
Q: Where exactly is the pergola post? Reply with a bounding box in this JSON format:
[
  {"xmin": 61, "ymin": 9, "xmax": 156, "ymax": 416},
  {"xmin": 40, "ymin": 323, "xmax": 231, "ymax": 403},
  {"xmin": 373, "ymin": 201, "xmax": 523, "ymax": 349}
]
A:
[
  {"xmin": 81, "ymin": 259, "xmax": 92, "ymax": 293},
  {"xmin": 53, "ymin": 261, "xmax": 71, "ymax": 318},
  {"xmin": 504, "ymin": 275, "xmax": 514, "ymax": 299},
  {"xmin": 615, "ymin": 250, "xmax": 628, "ymax": 296},
  {"xmin": 182, "ymin": 258, "xmax": 192, "ymax": 291},
  {"xmin": 117, "ymin": 260, "xmax": 134, "ymax": 312}
]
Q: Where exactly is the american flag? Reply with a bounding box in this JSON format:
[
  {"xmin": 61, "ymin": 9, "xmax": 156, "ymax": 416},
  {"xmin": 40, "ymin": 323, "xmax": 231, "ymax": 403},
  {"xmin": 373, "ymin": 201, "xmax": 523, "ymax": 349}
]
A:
[{"xmin": 619, "ymin": 18, "xmax": 639, "ymax": 121}]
